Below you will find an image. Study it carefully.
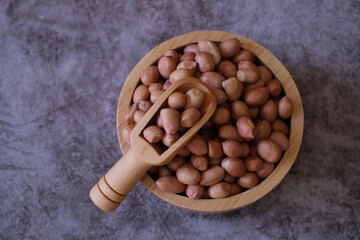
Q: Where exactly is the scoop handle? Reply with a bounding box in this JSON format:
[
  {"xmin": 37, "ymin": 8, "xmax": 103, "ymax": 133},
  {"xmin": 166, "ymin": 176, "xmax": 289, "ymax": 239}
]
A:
[{"xmin": 89, "ymin": 148, "xmax": 151, "ymax": 212}]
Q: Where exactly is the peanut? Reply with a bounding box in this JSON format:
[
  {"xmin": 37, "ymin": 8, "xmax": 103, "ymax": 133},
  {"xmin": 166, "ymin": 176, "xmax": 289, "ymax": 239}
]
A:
[
  {"xmin": 158, "ymin": 56, "xmax": 176, "ymax": 79},
  {"xmin": 222, "ymin": 140, "xmax": 243, "ymax": 158},
  {"xmin": 133, "ymin": 84, "xmax": 150, "ymax": 103},
  {"xmin": 221, "ymin": 157, "xmax": 246, "ymax": 177},
  {"xmin": 208, "ymin": 182, "xmax": 231, "ymax": 199},
  {"xmin": 199, "ymin": 72, "xmax": 225, "ymax": 89},
  {"xmin": 141, "ymin": 66, "xmax": 159, "ymax": 86},
  {"xmin": 270, "ymin": 131, "xmax": 289, "ymax": 151},
  {"xmin": 160, "ymin": 108, "xmax": 179, "ymax": 135},
  {"xmin": 186, "ymin": 184, "xmax": 204, "ymax": 199},
  {"xmin": 200, "ymin": 165, "xmax": 225, "ymax": 186},
  {"xmin": 176, "ymin": 163, "xmax": 201, "ymax": 185},
  {"xmin": 217, "ymin": 60, "xmax": 237, "ymax": 78},
  {"xmin": 180, "ymin": 107, "xmax": 201, "ymax": 128},
  {"xmin": 236, "ymin": 116, "xmax": 257, "ymax": 139},
  {"xmin": 190, "ymin": 155, "xmax": 208, "ymax": 171},
  {"xmin": 143, "ymin": 126, "xmax": 163, "ymax": 143},
  {"xmin": 156, "ymin": 176, "xmax": 185, "ymax": 193},
  {"xmin": 257, "ymin": 139, "xmax": 282, "ymax": 163},
  {"xmin": 195, "ymin": 52, "xmax": 215, "ymax": 72},
  {"xmin": 211, "ymin": 108, "xmax": 230, "ymax": 125},
  {"xmin": 185, "ymin": 88, "xmax": 204, "ymax": 109},
  {"xmin": 219, "ymin": 38, "xmax": 241, "ymax": 58},
  {"xmin": 244, "ymin": 156, "xmax": 263, "ymax": 172},
  {"xmin": 237, "ymin": 172, "xmax": 259, "ymax": 189},
  {"xmin": 222, "ymin": 77, "xmax": 244, "ymax": 101},
  {"xmin": 168, "ymin": 92, "xmax": 186, "ymax": 109},
  {"xmin": 278, "ymin": 96, "xmax": 293, "ymax": 119},
  {"xmin": 208, "ymin": 140, "xmax": 224, "ymax": 159},
  {"xmin": 186, "ymin": 134, "xmax": 208, "ymax": 156},
  {"xmin": 167, "ymin": 156, "xmax": 186, "ymax": 172}
]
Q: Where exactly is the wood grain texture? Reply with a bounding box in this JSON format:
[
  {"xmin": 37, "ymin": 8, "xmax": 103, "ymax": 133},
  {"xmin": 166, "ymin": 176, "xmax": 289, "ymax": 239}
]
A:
[{"xmin": 116, "ymin": 31, "xmax": 304, "ymax": 213}]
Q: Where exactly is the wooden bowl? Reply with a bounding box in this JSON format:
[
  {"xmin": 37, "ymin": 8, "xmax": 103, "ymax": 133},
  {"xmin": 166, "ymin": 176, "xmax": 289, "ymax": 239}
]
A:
[{"xmin": 116, "ymin": 31, "xmax": 304, "ymax": 213}]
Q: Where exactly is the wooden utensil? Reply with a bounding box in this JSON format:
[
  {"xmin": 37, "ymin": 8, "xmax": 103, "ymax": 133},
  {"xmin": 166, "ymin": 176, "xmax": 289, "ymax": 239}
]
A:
[{"xmin": 90, "ymin": 77, "xmax": 217, "ymax": 212}]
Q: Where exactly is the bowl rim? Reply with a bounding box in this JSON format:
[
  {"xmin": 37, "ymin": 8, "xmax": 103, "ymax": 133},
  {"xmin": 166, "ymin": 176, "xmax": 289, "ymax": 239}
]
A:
[{"xmin": 116, "ymin": 30, "xmax": 304, "ymax": 213}]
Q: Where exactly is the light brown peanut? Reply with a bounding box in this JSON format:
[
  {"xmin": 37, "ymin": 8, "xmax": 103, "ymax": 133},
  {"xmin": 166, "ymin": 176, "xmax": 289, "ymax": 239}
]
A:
[
  {"xmin": 141, "ymin": 66, "xmax": 159, "ymax": 86},
  {"xmin": 122, "ymin": 124, "xmax": 134, "ymax": 145},
  {"xmin": 186, "ymin": 134, "xmax": 208, "ymax": 156},
  {"xmin": 191, "ymin": 155, "xmax": 208, "ymax": 171},
  {"xmin": 271, "ymin": 119, "xmax": 289, "ymax": 136},
  {"xmin": 176, "ymin": 163, "xmax": 201, "ymax": 185},
  {"xmin": 156, "ymin": 176, "xmax": 185, "ymax": 193},
  {"xmin": 160, "ymin": 108, "xmax": 179, "ymax": 135},
  {"xmin": 267, "ymin": 79, "xmax": 282, "ymax": 98},
  {"xmin": 257, "ymin": 139, "xmax": 282, "ymax": 163},
  {"xmin": 162, "ymin": 132, "xmax": 179, "ymax": 147},
  {"xmin": 169, "ymin": 68, "xmax": 193, "ymax": 83},
  {"xmin": 222, "ymin": 77, "xmax": 244, "ymax": 101},
  {"xmin": 143, "ymin": 126, "xmax": 163, "ymax": 143},
  {"xmin": 244, "ymin": 87, "xmax": 269, "ymax": 106},
  {"xmin": 258, "ymin": 65, "xmax": 272, "ymax": 82},
  {"xmin": 133, "ymin": 84, "xmax": 150, "ymax": 103},
  {"xmin": 208, "ymin": 182, "xmax": 231, "ymax": 199},
  {"xmin": 237, "ymin": 172, "xmax": 259, "ymax": 188},
  {"xmin": 150, "ymin": 89, "xmax": 165, "ymax": 103},
  {"xmin": 167, "ymin": 156, "xmax": 186, "ymax": 172},
  {"xmin": 219, "ymin": 38, "xmax": 241, "ymax": 58},
  {"xmin": 232, "ymin": 50, "xmax": 255, "ymax": 64},
  {"xmin": 222, "ymin": 140, "xmax": 243, "ymax": 158},
  {"xmin": 176, "ymin": 61, "xmax": 197, "ymax": 73},
  {"xmin": 218, "ymin": 125, "xmax": 243, "ymax": 142},
  {"xmin": 195, "ymin": 52, "xmax": 215, "ymax": 72},
  {"xmin": 168, "ymin": 92, "xmax": 186, "ymax": 109},
  {"xmin": 211, "ymin": 107, "xmax": 230, "ymax": 125},
  {"xmin": 270, "ymin": 131, "xmax": 289, "ymax": 151},
  {"xmin": 278, "ymin": 96, "xmax": 293, "ymax": 119},
  {"xmin": 212, "ymin": 88, "xmax": 227, "ymax": 105},
  {"xmin": 198, "ymin": 40, "xmax": 221, "ymax": 64},
  {"xmin": 217, "ymin": 60, "xmax": 237, "ymax": 78},
  {"xmin": 180, "ymin": 108, "xmax": 201, "ymax": 128},
  {"xmin": 221, "ymin": 157, "xmax": 246, "ymax": 177},
  {"xmin": 260, "ymin": 99, "xmax": 277, "ymax": 123},
  {"xmin": 256, "ymin": 162, "xmax": 274, "ymax": 179},
  {"xmin": 185, "ymin": 88, "xmax": 204, "ymax": 109},
  {"xmin": 148, "ymin": 82, "xmax": 163, "ymax": 94},
  {"xmin": 159, "ymin": 166, "xmax": 172, "ymax": 178},
  {"xmin": 186, "ymin": 184, "xmax": 204, "ymax": 199},
  {"xmin": 180, "ymin": 52, "xmax": 195, "ymax": 61},
  {"xmin": 158, "ymin": 56, "xmax": 177, "ymax": 78},
  {"xmin": 200, "ymin": 165, "xmax": 225, "ymax": 186},
  {"xmin": 255, "ymin": 119, "xmax": 271, "ymax": 143},
  {"xmin": 199, "ymin": 72, "xmax": 225, "ymax": 89},
  {"xmin": 229, "ymin": 182, "xmax": 243, "ymax": 196},
  {"xmin": 208, "ymin": 140, "xmax": 224, "ymax": 159},
  {"xmin": 245, "ymin": 156, "xmax": 263, "ymax": 172},
  {"xmin": 231, "ymin": 101, "xmax": 249, "ymax": 121},
  {"xmin": 138, "ymin": 100, "xmax": 152, "ymax": 112},
  {"xmin": 236, "ymin": 116, "xmax": 257, "ymax": 139}
]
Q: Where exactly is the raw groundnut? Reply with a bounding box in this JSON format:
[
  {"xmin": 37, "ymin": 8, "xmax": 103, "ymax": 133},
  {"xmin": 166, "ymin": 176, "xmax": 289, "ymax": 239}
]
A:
[
  {"xmin": 143, "ymin": 126, "xmax": 163, "ymax": 143},
  {"xmin": 256, "ymin": 162, "xmax": 274, "ymax": 179},
  {"xmin": 218, "ymin": 125, "xmax": 243, "ymax": 142},
  {"xmin": 150, "ymin": 89, "xmax": 165, "ymax": 103},
  {"xmin": 159, "ymin": 166, "xmax": 172, "ymax": 178},
  {"xmin": 184, "ymin": 44, "xmax": 200, "ymax": 55},
  {"xmin": 141, "ymin": 66, "xmax": 159, "ymax": 86},
  {"xmin": 278, "ymin": 96, "xmax": 294, "ymax": 119},
  {"xmin": 241, "ymin": 143, "xmax": 250, "ymax": 158},
  {"xmin": 199, "ymin": 72, "xmax": 225, "ymax": 89},
  {"xmin": 211, "ymin": 108, "xmax": 230, "ymax": 125},
  {"xmin": 237, "ymin": 68, "xmax": 259, "ymax": 84},
  {"xmin": 231, "ymin": 101, "xmax": 249, "ymax": 121},
  {"xmin": 219, "ymin": 38, "xmax": 241, "ymax": 58},
  {"xmin": 177, "ymin": 147, "xmax": 192, "ymax": 157},
  {"xmin": 162, "ymin": 132, "xmax": 179, "ymax": 147},
  {"xmin": 208, "ymin": 182, "xmax": 231, "ymax": 199},
  {"xmin": 260, "ymin": 99, "xmax": 278, "ymax": 123},
  {"xmin": 222, "ymin": 140, "xmax": 243, "ymax": 158},
  {"xmin": 158, "ymin": 56, "xmax": 177, "ymax": 78},
  {"xmin": 160, "ymin": 108, "xmax": 179, "ymax": 135},
  {"xmin": 186, "ymin": 134, "xmax": 208, "ymax": 156},
  {"xmin": 255, "ymin": 119, "xmax": 272, "ymax": 143},
  {"xmin": 195, "ymin": 52, "xmax": 215, "ymax": 72},
  {"xmin": 185, "ymin": 88, "xmax": 205, "ymax": 109},
  {"xmin": 125, "ymin": 103, "xmax": 138, "ymax": 124},
  {"xmin": 244, "ymin": 79, "xmax": 266, "ymax": 94},
  {"xmin": 156, "ymin": 176, "xmax": 186, "ymax": 193},
  {"xmin": 164, "ymin": 50, "xmax": 179, "ymax": 63},
  {"xmin": 270, "ymin": 131, "xmax": 289, "ymax": 151},
  {"xmin": 237, "ymin": 172, "xmax": 259, "ymax": 189},
  {"xmin": 245, "ymin": 156, "xmax": 263, "ymax": 172},
  {"xmin": 217, "ymin": 60, "xmax": 237, "ymax": 78},
  {"xmin": 236, "ymin": 116, "xmax": 257, "ymax": 139},
  {"xmin": 272, "ymin": 119, "xmax": 290, "ymax": 136},
  {"xmin": 208, "ymin": 140, "xmax": 224, "ymax": 159},
  {"xmin": 168, "ymin": 92, "xmax": 186, "ymax": 109},
  {"xmin": 221, "ymin": 157, "xmax": 246, "ymax": 177},
  {"xmin": 191, "ymin": 155, "xmax": 208, "ymax": 171},
  {"xmin": 199, "ymin": 165, "xmax": 225, "ymax": 186},
  {"xmin": 134, "ymin": 110, "xmax": 145, "ymax": 123},
  {"xmin": 176, "ymin": 163, "xmax": 201, "ymax": 185},
  {"xmin": 167, "ymin": 156, "xmax": 186, "ymax": 172},
  {"xmin": 212, "ymin": 88, "xmax": 228, "ymax": 105},
  {"xmin": 186, "ymin": 184, "xmax": 204, "ymax": 199},
  {"xmin": 163, "ymin": 80, "xmax": 172, "ymax": 90},
  {"xmin": 232, "ymin": 50, "xmax": 255, "ymax": 65},
  {"xmin": 243, "ymin": 87, "xmax": 269, "ymax": 106},
  {"xmin": 258, "ymin": 66, "xmax": 272, "ymax": 82},
  {"xmin": 180, "ymin": 108, "xmax": 201, "ymax": 128},
  {"xmin": 169, "ymin": 68, "xmax": 193, "ymax": 83},
  {"xmin": 133, "ymin": 84, "xmax": 150, "ymax": 103},
  {"xmin": 198, "ymin": 40, "xmax": 221, "ymax": 64},
  {"xmin": 122, "ymin": 124, "xmax": 134, "ymax": 145},
  {"xmin": 222, "ymin": 77, "xmax": 244, "ymax": 101},
  {"xmin": 138, "ymin": 100, "xmax": 152, "ymax": 112},
  {"xmin": 257, "ymin": 139, "xmax": 282, "ymax": 163},
  {"xmin": 180, "ymin": 52, "xmax": 195, "ymax": 61},
  {"xmin": 267, "ymin": 79, "xmax": 282, "ymax": 98},
  {"xmin": 177, "ymin": 61, "xmax": 197, "ymax": 73},
  {"xmin": 148, "ymin": 82, "xmax": 163, "ymax": 94}
]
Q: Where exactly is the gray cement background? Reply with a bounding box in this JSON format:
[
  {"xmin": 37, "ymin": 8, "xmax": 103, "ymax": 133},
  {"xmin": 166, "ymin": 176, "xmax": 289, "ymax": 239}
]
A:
[{"xmin": 0, "ymin": 0, "xmax": 359, "ymax": 239}]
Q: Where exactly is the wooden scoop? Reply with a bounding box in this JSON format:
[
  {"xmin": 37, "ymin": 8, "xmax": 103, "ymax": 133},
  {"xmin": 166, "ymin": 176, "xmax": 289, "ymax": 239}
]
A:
[{"xmin": 90, "ymin": 77, "xmax": 217, "ymax": 212}]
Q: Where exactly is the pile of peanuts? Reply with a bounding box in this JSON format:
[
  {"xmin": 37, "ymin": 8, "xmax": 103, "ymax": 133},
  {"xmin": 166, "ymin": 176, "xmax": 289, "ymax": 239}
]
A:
[{"xmin": 122, "ymin": 38, "xmax": 293, "ymax": 199}]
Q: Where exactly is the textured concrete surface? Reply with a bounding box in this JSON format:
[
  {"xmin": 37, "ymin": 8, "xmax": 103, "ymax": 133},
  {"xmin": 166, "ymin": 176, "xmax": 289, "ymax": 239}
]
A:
[{"xmin": 1, "ymin": 0, "xmax": 359, "ymax": 239}]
